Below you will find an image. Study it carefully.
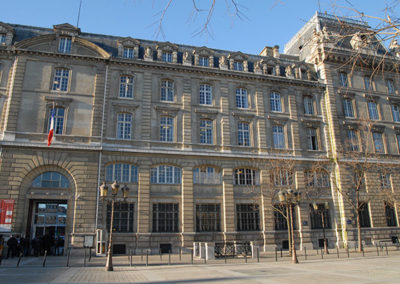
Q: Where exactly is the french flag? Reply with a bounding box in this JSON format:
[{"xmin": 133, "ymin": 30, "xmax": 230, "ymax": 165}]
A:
[{"xmin": 47, "ymin": 109, "xmax": 55, "ymax": 146}]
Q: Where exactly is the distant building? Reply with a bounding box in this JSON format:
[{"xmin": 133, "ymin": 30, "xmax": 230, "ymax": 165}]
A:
[{"xmin": 0, "ymin": 12, "xmax": 398, "ymax": 255}]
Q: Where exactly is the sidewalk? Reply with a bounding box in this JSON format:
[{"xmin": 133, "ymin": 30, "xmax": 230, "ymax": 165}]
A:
[{"xmin": 1, "ymin": 249, "xmax": 400, "ymax": 283}]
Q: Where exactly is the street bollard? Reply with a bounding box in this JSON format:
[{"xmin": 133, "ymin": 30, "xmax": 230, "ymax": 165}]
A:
[
  {"xmin": 146, "ymin": 251, "xmax": 149, "ymax": 266},
  {"xmin": 362, "ymin": 246, "xmax": 364, "ymax": 257},
  {"xmin": 321, "ymin": 248, "xmax": 323, "ymax": 259},
  {"xmin": 130, "ymin": 249, "xmax": 133, "ymax": 267},
  {"xmin": 66, "ymin": 248, "xmax": 71, "ymax": 267},
  {"xmin": 346, "ymin": 247, "xmax": 349, "ymax": 258},
  {"xmin": 179, "ymin": 247, "xmax": 182, "ymax": 261},
  {"xmin": 304, "ymin": 247, "xmax": 307, "ymax": 260},
  {"xmin": 257, "ymin": 248, "xmax": 260, "ymax": 263},
  {"xmin": 141, "ymin": 249, "xmax": 143, "ymax": 261},
  {"xmin": 160, "ymin": 251, "xmax": 162, "ymax": 261},
  {"xmin": 84, "ymin": 248, "xmax": 87, "ymax": 267},
  {"xmin": 245, "ymin": 253, "xmax": 247, "ymax": 263},
  {"xmin": 168, "ymin": 250, "xmax": 171, "ymax": 265},
  {"xmin": 16, "ymin": 252, "xmax": 23, "ymax": 268},
  {"xmin": 275, "ymin": 248, "xmax": 278, "ymax": 262},
  {"xmin": 43, "ymin": 250, "xmax": 48, "ymax": 267},
  {"xmin": 225, "ymin": 253, "xmax": 227, "ymax": 264},
  {"xmin": 385, "ymin": 244, "xmax": 388, "ymax": 255},
  {"xmin": 376, "ymin": 244, "xmax": 379, "ymax": 256},
  {"xmin": 280, "ymin": 248, "xmax": 282, "ymax": 258},
  {"xmin": 191, "ymin": 249, "xmax": 194, "ymax": 265},
  {"xmin": 337, "ymin": 247, "xmax": 339, "ymax": 258}
]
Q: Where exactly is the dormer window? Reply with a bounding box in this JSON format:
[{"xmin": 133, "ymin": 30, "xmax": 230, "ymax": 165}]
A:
[
  {"xmin": 199, "ymin": 56, "xmax": 209, "ymax": 67},
  {"xmin": 233, "ymin": 61, "xmax": 244, "ymax": 71},
  {"xmin": 0, "ymin": 34, "xmax": 5, "ymax": 44},
  {"xmin": 58, "ymin": 37, "xmax": 71, "ymax": 54},
  {"xmin": 123, "ymin": 47, "xmax": 134, "ymax": 59},
  {"xmin": 162, "ymin": 52, "xmax": 173, "ymax": 62}
]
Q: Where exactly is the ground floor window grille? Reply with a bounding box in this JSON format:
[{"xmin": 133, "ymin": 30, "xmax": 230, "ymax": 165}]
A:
[
  {"xmin": 196, "ymin": 204, "xmax": 221, "ymax": 232},
  {"xmin": 152, "ymin": 203, "xmax": 179, "ymax": 232},
  {"xmin": 274, "ymin": 204, "xmax": 297, "ymax": 231},
  {"xmin": 107, "ymin": 202, "xmax": 134, "ymax": 232},
  {"xmin": 236, "ymin": 204, "xmax": 260, "ymax": 231}
]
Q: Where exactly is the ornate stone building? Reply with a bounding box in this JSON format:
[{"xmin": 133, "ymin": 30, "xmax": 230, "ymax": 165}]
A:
[{"xmin": 0, "ymin": 12, "xmax": 398, "ymax": 254}]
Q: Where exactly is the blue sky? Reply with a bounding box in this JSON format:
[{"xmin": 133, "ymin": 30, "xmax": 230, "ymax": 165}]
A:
[{"xmin": 2, "ymin": 0, "xmax": 397, "ymax": 55}]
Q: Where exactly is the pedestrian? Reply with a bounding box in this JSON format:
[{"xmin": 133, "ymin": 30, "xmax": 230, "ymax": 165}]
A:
[
  {"xmin": 0, "ymin": 235, "xmax": 4, "ymax": 259},
  {"xmin": 19, "ymin": 236, "xmax": 30, "ymax": 256},
  {"xmin": 6, "ymin": 235, "xmax": 18, "ymax": 258},
  {"xmin": 31, "ymin": 237, "xmax": 40, "ymax": 257}
]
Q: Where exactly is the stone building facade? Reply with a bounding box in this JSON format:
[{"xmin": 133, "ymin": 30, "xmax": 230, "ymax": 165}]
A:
[{"xmin": 0, "ymin": 12, "xmax": 398, "ymax": 254}]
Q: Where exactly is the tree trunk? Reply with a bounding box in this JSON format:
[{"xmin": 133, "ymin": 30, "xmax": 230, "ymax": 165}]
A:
[
  {"xmin": 356, "ymin": 191, "xmax": 362, "ymax": 252},
  {"xmin": 286, "ymin": 206, "xmax": 292, "ymax": 256}
]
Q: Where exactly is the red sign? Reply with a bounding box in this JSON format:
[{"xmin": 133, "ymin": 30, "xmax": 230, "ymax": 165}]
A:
[{"xmin": 0, "ymin": 200, "xmax": 14, "ymax": 232}]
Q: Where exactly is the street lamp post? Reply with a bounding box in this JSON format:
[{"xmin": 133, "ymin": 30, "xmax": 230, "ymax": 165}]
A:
[
  {"xmin": 278, "ymin": 189, "xmax": 301, "ymax": 264},
  {"xmin": 100, "ymin": 181, "xmax": 129, "ymax": 271},
  {"xmin": 313, "ymin": 201, "xmax": 329, "ymax": 254}
]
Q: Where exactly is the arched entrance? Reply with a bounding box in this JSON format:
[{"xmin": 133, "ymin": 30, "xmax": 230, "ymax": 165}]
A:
[{"xmin": 23, "ymin": 170, "xmax": 74, "ymax": 255}]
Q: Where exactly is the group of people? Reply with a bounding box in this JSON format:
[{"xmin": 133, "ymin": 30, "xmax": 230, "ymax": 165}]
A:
[{"xmin": 0, "ymin": 234, "xmax": 64, "ymax": 258}]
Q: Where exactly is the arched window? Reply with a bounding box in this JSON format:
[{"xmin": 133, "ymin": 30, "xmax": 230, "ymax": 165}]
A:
[
  {"xmin": 151, "ymin": 165, "xmax": 181, "ymax": 184},
  {"xmin": 106, "ymin": 164, "xmax": 138, "ymax": 183},
  {"xmin": 193, "ymin": 166, "xmax": 221, "ymax": 184},
  {"xmin": 32, "ymin": 172, "xmax": 69, "ymax": 188}
]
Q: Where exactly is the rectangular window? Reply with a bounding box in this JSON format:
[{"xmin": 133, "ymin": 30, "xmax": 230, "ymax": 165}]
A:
[
  {"xmin": 198, "ymin": 56, "xmax": 209, "ymax": 67},
  {"xmin": 343, "ymin": 99, "xmax": 354, "ymax": 118},
  {"xmin": 58, "ymin": 37, "xmax": 71, "ymax": 54},
  {"xmin": 48, "ymin": 107, "xmax": 65, "ymax": 135},
  {"xmin": 234, "ymin": 168, "xmax": 258, "ymax": 185},
  {"xmin": 272, "ymin": 125, "xmax": 285, "ymax": 149},
  {"xmin": 347, "ymin": 130, "xmax": 359, "ymax": 151},
  {"xmin": 123, "ymin": 47, "xmax": 134, "ymax": 59},
  {"xmin": 0, "ymin": 34, "xmax": 7, "ymax": 44},
  {"xmin": 117, "ymin": 113, "xmax": 132, "ymax": 139},
  {"xmin": 339, "ymin": 72, "xmax": 348, "ymax": 87},
  {"xmin": 380, "ymin": 173, "xmax": 391, "ymax": 189},
  {"xmin": 162, "ymin": 52, "xmax": 172, "ymax": 62},
  {"xmin": 161, "ymin": 80, "xmax": 174, "ymax": 102},
  {"xmin": 236, "ymin": 204, "xmax": 259, "ymax": 231},
  {"xmin": 397, "ymin": 134, "xmax": 400, "ymax": 153},
  {"xmin": 359, "ymin": 203, "xmax": 371, "ymax": 228},
  {"xmin": 274, "ymin": 204, "xmax": 296, "ymax": 230},
  {"xmin": 387, "ymin": 79, "xmax": 395, "ymax": 94},
  {"xmin": 160, "ymin": 116, "xmax": 173, "ymax": 142},
  {"xmin": 304, "ymin": 96, "xmax": 314, "ymax": 115},
  {"xmin": 270, "ymin": 92, "xmax": 282, "ymax": 112},
  {"xmin": 107, "ymin": 203, "xmax": 134, "ymax": 232},
  {"xmin": 271, "ymin": 169, "xmax": 293, "ymax": 187},
  {"xmin": 368, "ymin": 101, "xmax": 379, "ymax": 120},
  {"xmin": 119, "ymin": 76, "xmax": 134, "ymax": 98},
  {"xmin": 310, "ymin": 204, "xmax": 331, "ymax": 229},
  {"xmin": 233, "ymin": 61, "xmax": 244, "ymax": 71},
  {"xmin": 151, "ymin": 166, "xmax": 181, "ymax": 184},
  {"xmin": 200, "ymin": 119, "xmax": 213, "ymax": 144},
  {"xmin": 235, "ymin": 88, "xmax": 248, "ymax": 108},
  {"xmin": 238, "ymin": 122, "xmax": 250, "ymax": 146},
  {"xmin": 152, "ymin": 203, "xmax": 179, "ymax": 232},
  {"xmin": 196, "ymin": 204, "xmax": 221, "ymax": 232},
  {"xmin": 392, "ymin": 105, "xmax": 400, "ymax": 122},
  {"xmin": 199, "ymin": 84, "xmax": 212, "ymax": 105},
  {"xmin": 364, "ymin": 76, "xmax": 372, "ymax": 90},
  {"xmin": 306, "ymin": 128, "xmax": 319, "ymax": 150},
  {"xmin": 373, "ymin": 132, "xmax": 384, "ymax": 153},
  {"xmin": 52, "ymin": 68, "xmax": 69, "ymax": 91},
  {"xmin": 384, "ymin": 202, "xmax": 398, "ymax": 227}
]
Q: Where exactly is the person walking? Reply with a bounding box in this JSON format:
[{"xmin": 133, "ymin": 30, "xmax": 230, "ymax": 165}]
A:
[{"xmin": 6, "ymin": 235, "xmax": 18, "ymax": 258}]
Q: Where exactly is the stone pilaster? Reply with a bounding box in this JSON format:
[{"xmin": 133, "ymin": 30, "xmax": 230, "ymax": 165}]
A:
[
  {"xmin": 181, "ymin": 166, "xmax": 194, "ymax": 247},
  {"xmin": 222, "ymin": 168, "xmax": 235, "ymax": 241},
  {"xmin": 137, "ymin": 164, "xmax": 151, "ymax": 246}
]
